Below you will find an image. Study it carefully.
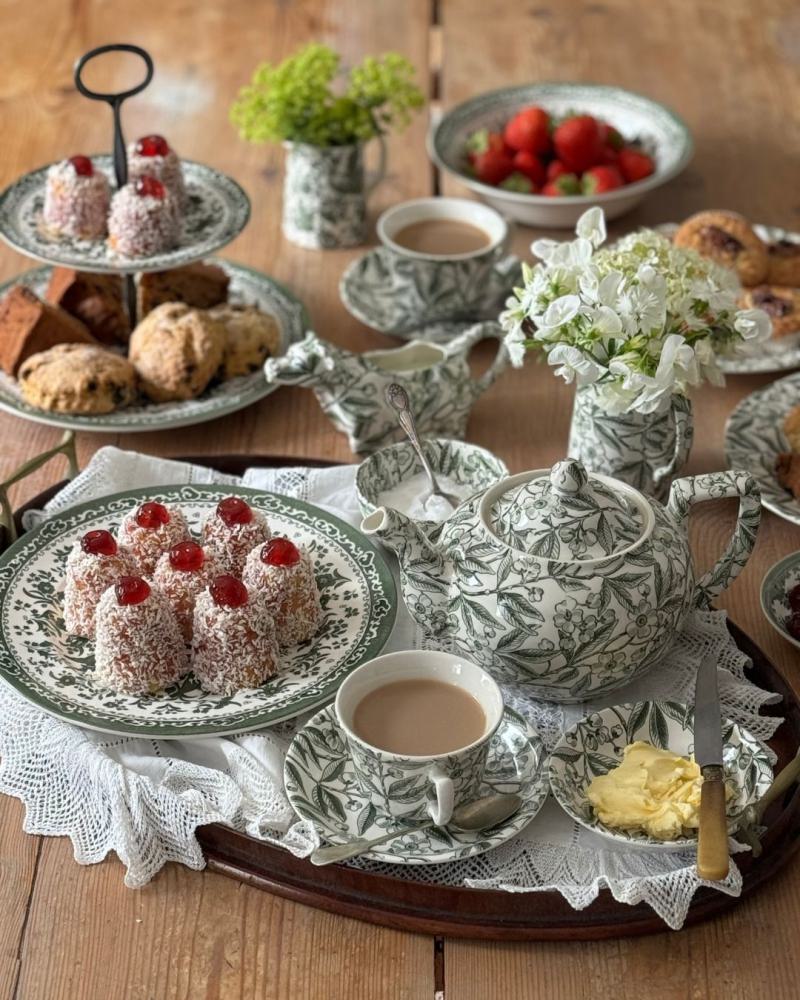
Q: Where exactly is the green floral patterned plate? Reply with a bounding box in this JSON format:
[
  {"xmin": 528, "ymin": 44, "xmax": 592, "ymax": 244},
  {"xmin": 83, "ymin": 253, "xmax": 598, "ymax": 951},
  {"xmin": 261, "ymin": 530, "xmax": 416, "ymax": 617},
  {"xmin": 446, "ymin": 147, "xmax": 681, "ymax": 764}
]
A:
[
  {"xmin": 760, "ymin": 552, "xmax": 800, "ymax": 651},
  {"xmin": 0, "ymin": 157, "xmax": 250, "ymax": 273},
  {"xmin": 0, "ymin": 260, "xmax": 307, "ymax": 433},
  {"xmin": 548, "ymin": 701, "xmax": 772, "ymax": 850},
  {"xmin": 284, "ymin": 705, "xmax": 547, "ymax": 864},
  {"xmin": 724, "ymin": 371, "xmax": 800, "ymax": 526},
  {"xmin": 0, "ymin": 485, "xmax": 396, "ymax": 738}
]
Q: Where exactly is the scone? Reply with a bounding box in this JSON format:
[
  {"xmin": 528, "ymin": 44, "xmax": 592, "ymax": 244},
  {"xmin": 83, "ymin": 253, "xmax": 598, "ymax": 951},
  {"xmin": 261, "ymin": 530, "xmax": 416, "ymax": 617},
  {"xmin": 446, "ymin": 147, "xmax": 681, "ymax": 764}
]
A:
[
  {"xmin": 784, "ymin": 404, "xmax": 800, "ymax": 453},
  {"xmin": 207, "ymin": 304, "xmax": 282, "ymax": 379},
  {"xmin": 674, "ymin": 210, "xmax": 768, "ymax": 286},
  {"xmin": 18, "ymin": 344, "xmax": 138, "ymax": 414},
  {"xmin": 776, "ymin": 451, "xmax": 800, "ymax": 500},
  {"xmin": 740, "ymin": 285, "xmax": 800, "ymax": 339},
  {"xmin": 767, "ymin": 239, "xmax": 800, "ymax": 286},
  {"xmin": 128, "ymin": 302, "xmax": 225, "ymax": 402}
]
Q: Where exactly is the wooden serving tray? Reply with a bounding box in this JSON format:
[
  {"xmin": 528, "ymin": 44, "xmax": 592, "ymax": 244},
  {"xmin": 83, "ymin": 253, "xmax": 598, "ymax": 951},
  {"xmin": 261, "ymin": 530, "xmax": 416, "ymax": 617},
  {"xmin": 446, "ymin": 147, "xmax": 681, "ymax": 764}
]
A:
[{"xmin": 6, "ymin": 450, "xmax": 800, "ymax": 940}]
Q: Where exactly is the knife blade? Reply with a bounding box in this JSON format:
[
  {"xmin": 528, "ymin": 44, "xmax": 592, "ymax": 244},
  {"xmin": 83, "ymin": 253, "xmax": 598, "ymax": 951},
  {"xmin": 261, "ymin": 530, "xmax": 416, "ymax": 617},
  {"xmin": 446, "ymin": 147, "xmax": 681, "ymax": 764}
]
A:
[
  {"xmin": 694, "ymin": 651, "xmax": 723, "ymax": 769},
  {"xmin": 694, "ymin": 651, "xmax": 729, "ymax": 881}
]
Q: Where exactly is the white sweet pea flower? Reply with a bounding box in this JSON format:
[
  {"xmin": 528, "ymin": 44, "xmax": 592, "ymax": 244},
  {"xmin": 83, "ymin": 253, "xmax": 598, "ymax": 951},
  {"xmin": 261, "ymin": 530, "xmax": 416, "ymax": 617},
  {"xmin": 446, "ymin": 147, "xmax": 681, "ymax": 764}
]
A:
[
  {"xmin": 541, "ymin": 294, "xmax": 581, "ymax": 330},
  {"xmin": 591, "ymin": 305, "xmax": 623, "ymax": 338},
  {"xmin": 634, "ymin": 335, "xmax": 699, "ymax": 413},
  {"xmin": 693, "ymin": 337, "xmax": 726, "ymax": 386},
  {"xmin": 734, "ymin": 308, "xmax": 771, "ymax": 342},
  {"xmin": 576, "ymin": 207, "xmax": 607, "ymax": 248},
  {"xmin": 530, "ymin": 239, "xmax": 560, "ymax": 263},
  {"xmin": 546, "ymin": 344, "xmax": 602, "ymax": 385},
  {"xmin": 502, "ymin": 321, "xmax": 528, "ymax": 367}
]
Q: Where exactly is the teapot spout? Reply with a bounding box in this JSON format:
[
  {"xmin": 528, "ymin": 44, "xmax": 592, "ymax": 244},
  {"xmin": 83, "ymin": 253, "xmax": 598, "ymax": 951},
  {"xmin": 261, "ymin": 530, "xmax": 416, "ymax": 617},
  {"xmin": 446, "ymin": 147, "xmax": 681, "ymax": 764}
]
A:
[{"xmin": 361, "ymin": 507, "xmax": 447, "ymax": 581}]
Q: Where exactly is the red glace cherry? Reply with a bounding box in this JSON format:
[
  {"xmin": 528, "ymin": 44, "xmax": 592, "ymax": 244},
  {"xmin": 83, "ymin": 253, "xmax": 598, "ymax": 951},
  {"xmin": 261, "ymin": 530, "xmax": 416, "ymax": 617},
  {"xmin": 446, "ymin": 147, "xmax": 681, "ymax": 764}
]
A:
[
  {"xmin": 80, "ymin": 529, "xmax": 117, "ymax": 556},
  {"xmin": 68, "ymin": 155, "xmax": 94, "ymax": 177},
  {"xmin": 135, "ymin": 501, "xmax": 170, "ymax": 529},
  {"xmin": 169, "ymin": 540, "xmax": 205, "ymax": 573},
  {"xmin": 209, "ymin": 575, "xmax": 248, "ymax": 608},
  {"xmin": 260, "ymin": 537, "xmax": 300, "ymax": 567},
  {"xmin": 135, "ymin": 134, "xmax": 170, "ymax": 157},
  {"xmin": 135, "ymin": 175, "xmax": 166, "ymax": 199},
  {"xmin": 788, "ymin": 583, "xmax": 800, "ymax": 614},
  {"xmin": 216, "ymin": 496, "xmax": 253, "ymax": 527},
  {"xmin": 116, "ymin": 576, "xmax": 151, "ymax": 606}
]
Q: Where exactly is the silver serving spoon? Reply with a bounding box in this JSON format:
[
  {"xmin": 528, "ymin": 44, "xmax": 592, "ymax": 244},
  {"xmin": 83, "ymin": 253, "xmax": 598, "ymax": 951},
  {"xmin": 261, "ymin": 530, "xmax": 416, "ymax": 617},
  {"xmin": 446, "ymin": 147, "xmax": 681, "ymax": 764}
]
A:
[
  {"xmin": 309, "ymin": 792, "xmax": 522, "ymax": 866},
  {"xmin": 385, "ymin": 383, "xmax": 462, "ymax": 510}
]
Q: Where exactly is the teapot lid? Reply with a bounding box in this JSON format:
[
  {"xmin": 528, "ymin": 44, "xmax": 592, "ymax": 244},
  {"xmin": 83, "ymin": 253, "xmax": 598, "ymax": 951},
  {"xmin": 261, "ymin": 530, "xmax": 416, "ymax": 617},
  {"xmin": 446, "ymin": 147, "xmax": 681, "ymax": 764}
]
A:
[{"xmin": 488, "ymin": 459, "xmax": 644, "ymax": 560}]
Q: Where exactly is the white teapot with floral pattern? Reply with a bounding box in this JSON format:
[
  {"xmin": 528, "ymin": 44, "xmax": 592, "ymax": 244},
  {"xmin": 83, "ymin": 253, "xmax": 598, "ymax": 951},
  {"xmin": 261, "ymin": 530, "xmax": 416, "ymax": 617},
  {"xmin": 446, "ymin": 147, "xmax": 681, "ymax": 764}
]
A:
[{"xmin": 362, "ymin": 458, "xmax": 761, "ymax": 702}]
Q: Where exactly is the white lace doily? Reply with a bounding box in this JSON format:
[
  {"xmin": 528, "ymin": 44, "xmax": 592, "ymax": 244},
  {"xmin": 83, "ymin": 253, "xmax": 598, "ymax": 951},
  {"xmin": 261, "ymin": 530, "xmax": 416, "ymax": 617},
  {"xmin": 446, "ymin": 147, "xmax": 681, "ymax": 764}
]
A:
[{"xmin": 0, "ymin": 446, "xmax": 783, "ymax": 930}]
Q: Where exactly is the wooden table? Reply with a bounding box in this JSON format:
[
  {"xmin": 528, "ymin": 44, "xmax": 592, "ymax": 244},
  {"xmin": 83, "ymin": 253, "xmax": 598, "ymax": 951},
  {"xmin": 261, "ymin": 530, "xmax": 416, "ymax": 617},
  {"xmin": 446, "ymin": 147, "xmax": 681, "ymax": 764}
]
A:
[{"xmin": 1, "ymin": 1, "xmax": 799, "ymax": 996}]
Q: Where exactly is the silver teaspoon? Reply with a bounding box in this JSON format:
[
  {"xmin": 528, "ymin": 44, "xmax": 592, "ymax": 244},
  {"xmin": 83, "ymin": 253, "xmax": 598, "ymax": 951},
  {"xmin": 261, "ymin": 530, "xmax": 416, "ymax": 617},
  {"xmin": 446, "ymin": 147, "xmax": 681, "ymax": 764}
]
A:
[
  {"xmin": 309, "ymin": 792, "xmax": 522, "ymax": 866},
  {"xmin": 384, "ymin": 383, "xmax": 462, "ymax": 510}
]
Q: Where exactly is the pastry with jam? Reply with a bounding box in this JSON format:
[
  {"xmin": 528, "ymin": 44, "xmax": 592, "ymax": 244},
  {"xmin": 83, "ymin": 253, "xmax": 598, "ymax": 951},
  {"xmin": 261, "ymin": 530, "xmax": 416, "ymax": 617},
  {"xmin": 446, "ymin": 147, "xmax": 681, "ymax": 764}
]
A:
[{"xmin": 674, "ymin": 210, "xmax": 768, "ymax": 286}]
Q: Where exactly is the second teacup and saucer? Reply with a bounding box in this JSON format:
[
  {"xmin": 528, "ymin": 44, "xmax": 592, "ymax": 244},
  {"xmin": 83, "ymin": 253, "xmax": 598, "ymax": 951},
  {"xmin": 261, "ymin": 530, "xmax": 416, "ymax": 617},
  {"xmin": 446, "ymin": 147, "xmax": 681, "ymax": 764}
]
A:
[
  {"xmin": 284, "ymin": 650, "xmax": 547, "ymax": 865},
  {"xmin": 339, "ymin": 197, "xmax": 520, "ymax": 339}
]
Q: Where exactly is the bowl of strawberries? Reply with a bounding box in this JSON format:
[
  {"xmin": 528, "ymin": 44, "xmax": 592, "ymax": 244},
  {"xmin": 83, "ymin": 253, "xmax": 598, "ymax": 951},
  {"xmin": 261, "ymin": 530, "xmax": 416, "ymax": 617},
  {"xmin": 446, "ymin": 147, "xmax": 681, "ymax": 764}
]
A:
[{"xmin": 429, "ymin": 83, "xmax": 692, "ymax": 228}]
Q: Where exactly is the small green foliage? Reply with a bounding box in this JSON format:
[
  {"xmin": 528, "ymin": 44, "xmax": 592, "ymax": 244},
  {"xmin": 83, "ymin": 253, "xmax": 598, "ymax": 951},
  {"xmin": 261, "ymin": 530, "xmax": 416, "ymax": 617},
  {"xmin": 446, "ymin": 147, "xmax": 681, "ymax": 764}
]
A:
[{"xmin": 230, "ymin": 43, "xmax": 424, "ymax": 147}]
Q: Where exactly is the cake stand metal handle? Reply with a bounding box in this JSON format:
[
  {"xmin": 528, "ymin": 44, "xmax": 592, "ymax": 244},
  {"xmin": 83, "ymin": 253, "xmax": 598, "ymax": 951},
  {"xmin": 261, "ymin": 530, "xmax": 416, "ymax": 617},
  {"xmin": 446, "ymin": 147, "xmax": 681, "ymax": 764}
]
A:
[
  {"xmin": 73, "ymin": 43, "xmax": 154, "ymax": 187},
  {"xmin": 0, "ymin": 431, "xmax": 78, "ymax": 549}
]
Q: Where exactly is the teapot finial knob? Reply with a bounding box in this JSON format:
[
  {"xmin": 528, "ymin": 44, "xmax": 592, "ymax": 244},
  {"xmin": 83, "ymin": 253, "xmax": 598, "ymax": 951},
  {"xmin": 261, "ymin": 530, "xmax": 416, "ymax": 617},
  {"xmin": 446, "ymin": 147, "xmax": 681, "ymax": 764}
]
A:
[{"xmin": 550, "ymin": 458, "xmax": 589, "ymax": 496}]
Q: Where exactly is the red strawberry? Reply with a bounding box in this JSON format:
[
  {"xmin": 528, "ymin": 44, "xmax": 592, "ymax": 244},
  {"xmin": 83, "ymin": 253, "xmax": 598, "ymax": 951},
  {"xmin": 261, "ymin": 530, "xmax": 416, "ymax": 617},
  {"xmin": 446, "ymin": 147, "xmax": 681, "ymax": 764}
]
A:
[
  {"xmin": 546, "ymin": 159, "xmax": 570, "ymax": 181},
  {"xmin": 582, "ymin": 165, "xmax": 624, "ymax": 194},
  {"xmin": 466, "ymin": 129, "xmax": 507, "ymax": 163},
  {"xmin": 617, "ymin": 148, "xmax": 655, "ymax": 184},
  {"xmin": 553, "ymin": 115, "xmax": 603, "ymax": 173},
  {"xmin": 503, "ymin": 107, "xmax": 551, "ymax": 155},
  {"xmin": 511, "ymin": 150, "xmax": 546, "ymax": 186},
  {"xmin": 542, "ymin": 173, "xmax": 581, "ymax": 196},
  {"xmin": 473, "ymin": 147, "xmax": 514, "ymax": 186},
  {"xmin": 598, "ymin": 123, "xmax": 624, "ymax": 151}
]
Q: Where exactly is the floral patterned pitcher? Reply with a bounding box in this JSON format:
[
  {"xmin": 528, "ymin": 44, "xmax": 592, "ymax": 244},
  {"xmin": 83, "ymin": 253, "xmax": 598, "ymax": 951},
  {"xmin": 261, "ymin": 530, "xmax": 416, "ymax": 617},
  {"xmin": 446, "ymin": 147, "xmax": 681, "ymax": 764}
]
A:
[
  {"xmin": 567, "ymin": 386, "xmax": 694, "ymax": 501},
  {"xmin": 282, "ymin": 139, "xmax": 386, "ymax": 249}
]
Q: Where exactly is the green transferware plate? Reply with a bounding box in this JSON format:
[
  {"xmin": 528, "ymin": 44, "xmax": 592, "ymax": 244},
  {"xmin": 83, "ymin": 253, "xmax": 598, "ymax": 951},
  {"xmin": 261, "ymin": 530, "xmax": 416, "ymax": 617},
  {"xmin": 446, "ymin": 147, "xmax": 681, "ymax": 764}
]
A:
[
  {"xmin": 0, "ymin": 259, "xmax": 307, "ymax": 433},
  {"xmin": 0, "ymin": 484, "xmax": 396, "ymax": 738},
  {"xmin": 284, "ymin": 704, "xmax": 547, "ymax": 865}
]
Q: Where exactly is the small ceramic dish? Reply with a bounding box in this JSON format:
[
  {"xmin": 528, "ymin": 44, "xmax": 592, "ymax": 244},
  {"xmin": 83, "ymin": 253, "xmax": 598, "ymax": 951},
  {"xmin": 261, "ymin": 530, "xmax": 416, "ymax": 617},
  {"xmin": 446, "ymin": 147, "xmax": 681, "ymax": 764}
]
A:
[
  {"xmin": 356, "ymin": 438, "xmax": 509, "ymax": 526},
  {"xmin": 760, "ymin": 551, "xmax": 800, "ymax": 650},
  {"xmin": 429, "ymin": 83, "xmax": 692, "ymax": 228},
  {"xmin": 548, "ymin": 701, "xmax": 772, "ymax": 850}
]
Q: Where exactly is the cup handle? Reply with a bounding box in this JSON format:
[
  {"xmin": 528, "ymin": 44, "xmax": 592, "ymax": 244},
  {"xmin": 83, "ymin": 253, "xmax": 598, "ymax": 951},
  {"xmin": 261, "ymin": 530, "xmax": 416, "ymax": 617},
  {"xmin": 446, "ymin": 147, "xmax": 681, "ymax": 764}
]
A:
[
  {"xmin": 667, "ymin": 470, "xmax": 761, "ymax": 607},
  {"xmin": 427, "ymin": 765, "xmax": 455, "ymax": 826},
  {"xmin": 445, "ymin": 322, "xmax": 510, "ymax": 396},
  {"xmin": 651, "ymin": 395, "xmax": 694, "ymax": 493},
  {"xmin": 364, "ymin": 135, "xmax": 387, "ymax": 197}
]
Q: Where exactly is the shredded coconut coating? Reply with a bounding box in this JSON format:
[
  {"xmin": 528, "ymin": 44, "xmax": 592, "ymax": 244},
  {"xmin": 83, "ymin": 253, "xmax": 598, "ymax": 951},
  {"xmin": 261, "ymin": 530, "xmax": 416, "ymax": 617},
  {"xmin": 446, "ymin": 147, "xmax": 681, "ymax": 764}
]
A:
[
  {"xmin": 43, "ymin": 161, "xmax": 110, "ymax": 239},
  {"xmin": 107, "ymin": 183, "xmax": 180, "ymax": 258},
  {"xmin": 63, "ymin": 542, "xmax": 139, "ymax": 638},
  {"xmin": 242, "ymin": 542, "xmax": 322, "ymax": 646},
  {"xmin": 152, "ymin": 546, "xmax": 224, "ymax": 641},
  {"xmin": 127, "ymin": 144, "xmax": 187, "ymax": 209},
  {"xmin": 201, "ymin": 508, "xmax": 271, "ymax": 576},
  {"xmin": 191, "ymin": 589, "xmax": 280, "ymax": 695},
  {"xmin": 119, "ymin": 506, "xmax": 190, "ymax": 575},
  {"xmin": 94, "ymin": 584, "xmax": 188, "ymax": 695}
]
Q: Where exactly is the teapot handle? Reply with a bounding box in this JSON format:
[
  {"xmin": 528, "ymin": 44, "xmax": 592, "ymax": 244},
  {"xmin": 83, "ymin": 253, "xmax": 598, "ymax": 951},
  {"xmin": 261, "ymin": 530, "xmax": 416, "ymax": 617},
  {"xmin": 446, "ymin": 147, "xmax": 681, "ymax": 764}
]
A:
[
  {"xmin": 651, "ymin": 395, "xmax": 694, "ymax": 494},
  {"xmin": 667, "ymin": 470, "xmax": 761, "ymax": 607},
  {"xmin": 445, "ymin": 322, "xmax": 510, "ymax": 396}
]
